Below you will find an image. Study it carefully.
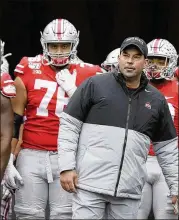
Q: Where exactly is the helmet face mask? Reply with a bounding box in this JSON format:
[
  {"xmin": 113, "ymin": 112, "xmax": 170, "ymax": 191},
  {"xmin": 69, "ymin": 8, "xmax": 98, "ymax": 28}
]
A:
[
  {"xmin": 146, "ymin": 39, "xmax": 178, "ymax": 80},
  {"xmin": 146, "ymin": 56, "xmax": 169, "ymax": 79},
  {"xmin": 101, "ymin": 48, "xmax": 120, "ymax": 72},
  {"xmin": 101, "ymin": 63, "xmax": 118, "ymax": 72},
  {"xmin": 40, "ymin": 18, "xmax": 79, "ymax": 67},
  {"xmin": 45, "ymin": 42, "xmax": 74, "ymax": 66}
]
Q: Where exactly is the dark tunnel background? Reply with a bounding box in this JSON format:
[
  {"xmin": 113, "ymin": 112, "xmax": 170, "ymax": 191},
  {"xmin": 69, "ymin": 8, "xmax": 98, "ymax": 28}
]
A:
[
  {"xmin": 0, "ymin": 0, "xmax": 179, "ymax": 78},
  {"xmin": 0, "ymin": 0, "xmax": 179, "ymax": 219}
]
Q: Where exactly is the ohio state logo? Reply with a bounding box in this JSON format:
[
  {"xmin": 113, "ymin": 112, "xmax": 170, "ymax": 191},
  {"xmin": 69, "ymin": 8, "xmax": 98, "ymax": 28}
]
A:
[{"xmin": 145, "ymin": 102, "xmax": 151, "ymax": 109}]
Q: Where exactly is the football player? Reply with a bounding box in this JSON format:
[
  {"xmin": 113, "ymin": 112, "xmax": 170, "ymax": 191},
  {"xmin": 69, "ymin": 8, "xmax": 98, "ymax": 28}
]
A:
[
  {"xmin": 0, "ymin": 40, "xmax": 15, "ymax": 181},
  {"xmin": 101, "ymin": 48, "xmax": 120, "ymax": 72},
  {"xmin": 138, "ymin": 39, "xmax": 178, "ymax": 219},
  {"xmin": 3, "ymin": 18, "xmax": 104, "ymax": 219},
  {"xmin": 0, "ymin": 40, "xmax": 16, "ymax": 220}
]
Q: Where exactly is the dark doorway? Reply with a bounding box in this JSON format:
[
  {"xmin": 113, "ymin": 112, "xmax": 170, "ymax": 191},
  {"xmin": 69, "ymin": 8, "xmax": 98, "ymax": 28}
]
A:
[{"xmin": 1, "ymin": 0, "xmax": 179, "ymax": 77}]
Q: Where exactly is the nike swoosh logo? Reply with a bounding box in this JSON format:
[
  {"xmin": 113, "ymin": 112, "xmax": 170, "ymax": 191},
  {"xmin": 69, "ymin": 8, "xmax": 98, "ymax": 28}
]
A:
[
  {"xmin": 165, "ymin": 97, "xmax": 174, "ymax": 99},
  {"xmin": 145, "ymin": 89, "xmax": 151, "ymax": 92}
]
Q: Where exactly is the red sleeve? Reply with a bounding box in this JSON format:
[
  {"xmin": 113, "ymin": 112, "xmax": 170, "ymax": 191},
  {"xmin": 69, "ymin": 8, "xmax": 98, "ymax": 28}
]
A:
[{"xmin": 14, "ymin": 57, "xmax": 29, "ymax": 87}]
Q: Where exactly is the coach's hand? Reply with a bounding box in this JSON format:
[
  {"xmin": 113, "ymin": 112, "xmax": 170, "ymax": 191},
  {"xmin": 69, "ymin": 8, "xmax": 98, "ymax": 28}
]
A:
[
  {"xmin": 172, "ymin": 195, "xmax": 178, "ymax": 215},
  {"xmin": 60, "ymin": 170, "xmax": 78, "ymax": 193}
]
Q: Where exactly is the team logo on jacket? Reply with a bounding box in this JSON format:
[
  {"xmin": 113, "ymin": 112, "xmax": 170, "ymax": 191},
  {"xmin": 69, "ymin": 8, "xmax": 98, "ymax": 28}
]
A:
[{"xmin": 145, "ymin": 102, "xmax": 151, "ymax": 109}]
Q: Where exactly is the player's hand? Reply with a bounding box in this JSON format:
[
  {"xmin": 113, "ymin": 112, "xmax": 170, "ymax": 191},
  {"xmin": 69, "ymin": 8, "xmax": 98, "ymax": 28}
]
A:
[
  {"xmin": 1, "ymin": 182, "xmax": 15, "ymax": 201},
  {"xmin": 1, "ymin": 49, "xmax": 12, "ymax": 73},
  {"xmin": 56, "ymin": 69, "xmax": 77, "ymax": 98},
  {"xmin": 1, "ymin": 57, "xmax": 9, "ymax": 73},
  {"xmin": 1, "ymin": 180, "xmax": 15, "ymax": 217},
  {"xmin": 60, "ymin": 170, "xmax": 78, "ymax": 193},
  {"xmin": 4, "ymin": 154, "xmax": 24, "ymax": 190},
  {"xmin": 172, "ymin": 195, "xmax": 178, "ymax": 215}
]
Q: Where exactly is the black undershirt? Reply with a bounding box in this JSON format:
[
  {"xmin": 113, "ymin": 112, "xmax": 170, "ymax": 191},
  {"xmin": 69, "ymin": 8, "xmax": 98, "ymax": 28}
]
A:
[{"xmin": 127, "ymin": 87, "xmax": 138, "ymax": 95}]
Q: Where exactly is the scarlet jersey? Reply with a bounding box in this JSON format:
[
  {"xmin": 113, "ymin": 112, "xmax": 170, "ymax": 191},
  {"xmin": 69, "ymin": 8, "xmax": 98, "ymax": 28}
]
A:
[
  {"xmin": 0, "ymin": 72, "xmax": 16, "ymax": 98},
  {"xmin": 149, "ymin": 80, "xmax": 178, "ymax": 155},
  {"xmin": 14, "ymin": 55, "xmax": 103, "ymax": 151}
]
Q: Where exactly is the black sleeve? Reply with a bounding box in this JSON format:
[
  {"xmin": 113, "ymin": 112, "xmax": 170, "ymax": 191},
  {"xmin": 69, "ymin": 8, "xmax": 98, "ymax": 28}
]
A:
[
  {"xmin": 64, "ymin": 77, "xmax": 94, "ymax": 122},
  {"xmin": 152, "ymin": 98, "xmax": 177, "ymax": 142}
]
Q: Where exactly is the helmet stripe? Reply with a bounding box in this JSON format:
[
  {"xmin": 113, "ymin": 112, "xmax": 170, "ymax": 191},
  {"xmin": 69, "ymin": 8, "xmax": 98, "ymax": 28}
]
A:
[
  {"xmin": 55, "ymin": 19, "xmax": 58, "ymax": 37},
  {"xmin": 153, "ymin": 38, "xmax": 160, "ymax": 53},
  {"xmin": 57, "ymin": 18, "xmax": 62, "ymax": 40}
]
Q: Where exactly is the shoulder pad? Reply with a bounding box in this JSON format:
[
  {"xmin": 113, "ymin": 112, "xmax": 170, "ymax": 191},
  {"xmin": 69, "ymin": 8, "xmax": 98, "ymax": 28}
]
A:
[
  {"xmin": 78, "ymin": 62, "xmax": 94, "ymax": 68},
  {"xmin": 96, "ymin": 67, "xmax": 106, "ymax": 74},
  {"xmin": 27, "ymin": 55, "xmax": 42, "ymax": 63},
  {"xmin": 14, "ymin": 56, "xmax": 28, "ymax": 75},
  {"xmin": 14, "ymin": 55, "xmax": 42, "ymax": 75}
]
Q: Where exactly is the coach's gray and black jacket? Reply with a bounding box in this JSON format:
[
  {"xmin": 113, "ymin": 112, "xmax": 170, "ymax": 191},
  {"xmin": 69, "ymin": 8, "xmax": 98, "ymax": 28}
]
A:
[{"xmin": 58, "ymin": 72, "xmax": 178, "ymax": 199}]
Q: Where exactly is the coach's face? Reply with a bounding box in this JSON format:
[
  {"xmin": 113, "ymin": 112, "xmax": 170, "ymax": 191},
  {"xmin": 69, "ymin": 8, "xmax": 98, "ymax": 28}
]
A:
[{"xmin": 118, "ymin": 46, "xmax": 148, "ymax": 80}]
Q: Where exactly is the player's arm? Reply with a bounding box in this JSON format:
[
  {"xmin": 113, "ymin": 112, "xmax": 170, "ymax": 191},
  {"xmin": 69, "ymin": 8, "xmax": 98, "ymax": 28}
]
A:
[
  {"xmin": 13, "ymin": 123, "xmax": 24, "ymax": 158},
  {"xmin": 1, "ymin": 94, "xmax": 13, "ymax": 181},
  {"xmin": 2, "ymin": 77, "xmax": 25, "ymax": 189},
  {"xmin": 11, "ymin": 77, "xmax": 27, "ymax": 156}
]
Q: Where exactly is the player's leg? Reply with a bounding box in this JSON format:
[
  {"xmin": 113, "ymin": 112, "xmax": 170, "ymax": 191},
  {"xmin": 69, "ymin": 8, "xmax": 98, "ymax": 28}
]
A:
[
  {"xmin": 137, "ymin": 157, "xmax": 153, "ymax": 219},
  {"xmin": 14, "ymin": 149, "xmax": 48, "ymax": 219},
  {"xmin": 108, "ymin": 196, "xmax": 141, "ymax": 219},
  {"xmin": 8, "ymin": 195, "xmax": 14, "ymax": 220},
  {"xmin": 137, "ymin": 182, "xmax": 152, "ymax": 219},
  {"xmin": 153, "ymin": 161, "xmax": 178, "ymax": 219},
  {"xmin": 72, "ymin": 188, "xmax": 106, "ymax": 219},
  {"xmin": 48, "ymin": 152, "xmax": 73, "ymax": 219}
]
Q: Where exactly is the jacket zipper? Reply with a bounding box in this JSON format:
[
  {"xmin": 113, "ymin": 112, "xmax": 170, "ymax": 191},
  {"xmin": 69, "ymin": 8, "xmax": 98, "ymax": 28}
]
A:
[{"xmin": 114, "ymin": 96, "xmax": 132, "ymax": 196}]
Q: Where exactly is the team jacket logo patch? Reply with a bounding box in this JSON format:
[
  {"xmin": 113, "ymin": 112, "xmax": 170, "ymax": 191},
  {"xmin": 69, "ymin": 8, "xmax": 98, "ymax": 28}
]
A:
[{"xmin": 145, "ymin": 102, "xmax": 151, "ymax": 109}]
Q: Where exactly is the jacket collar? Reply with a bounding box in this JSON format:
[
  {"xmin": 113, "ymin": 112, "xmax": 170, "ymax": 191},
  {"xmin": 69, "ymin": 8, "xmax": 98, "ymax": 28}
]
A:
[{"xmin": 113, "ymin": 71, "xmax": 149, "ymax": 96}]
